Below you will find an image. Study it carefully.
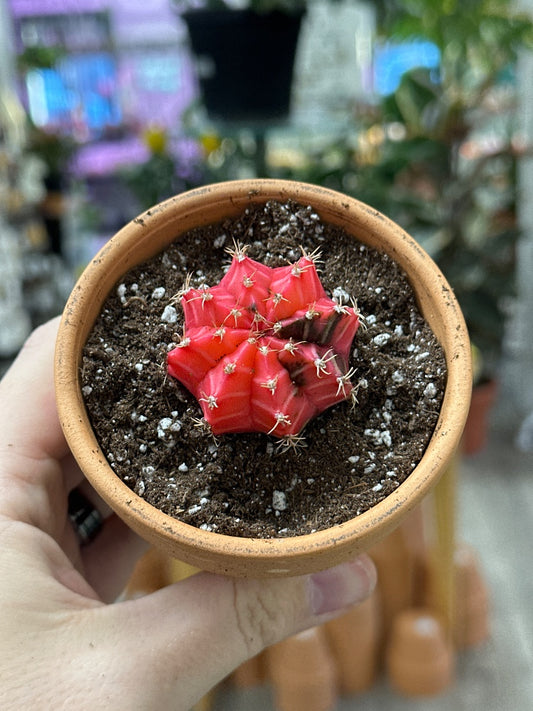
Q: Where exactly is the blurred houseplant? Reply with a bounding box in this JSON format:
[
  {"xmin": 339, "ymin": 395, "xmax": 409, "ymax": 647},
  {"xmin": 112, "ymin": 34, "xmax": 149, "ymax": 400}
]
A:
[
  {"xmin": 334, "ymin": 0, "xmax": 532, "ymax": 452},
  {"xmin": 17, "ymin": 45, "xmax": 75, "ymax": 187},
  {"xmin": 367, "ymin": 0, "xmax": 533, "ymax": 383},
  {"xmin": 121, "ymin": 126, "xmax": 201, "ymax": 212},
  {"xmin": 363, "ymin": 0, "xmax": 533, "ymax": 453},
  {"xmin": 279, "ymin": 0, "xmax": 532, "ymax": 387},
  {"xmin": 17, "ymin": 46, "xmax": 77, "ymax": 255}
]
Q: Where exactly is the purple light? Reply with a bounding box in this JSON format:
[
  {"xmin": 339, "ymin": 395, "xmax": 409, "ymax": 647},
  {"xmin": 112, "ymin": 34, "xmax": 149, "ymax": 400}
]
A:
[{"xmin": 10, "ymin": 0, "xmax": 106, "ymax": 16}]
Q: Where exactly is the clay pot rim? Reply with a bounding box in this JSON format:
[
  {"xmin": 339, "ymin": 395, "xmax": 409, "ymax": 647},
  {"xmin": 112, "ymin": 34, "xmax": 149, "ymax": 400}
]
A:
[{"xmin": 55, "ymin": 179, "xmax": 471, "ymax": 577}]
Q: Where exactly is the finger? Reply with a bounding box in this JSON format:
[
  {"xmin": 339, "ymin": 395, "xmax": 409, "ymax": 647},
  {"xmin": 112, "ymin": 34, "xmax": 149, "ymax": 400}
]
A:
[
  {"xmin": 92, "ymin": 554, "xmax": 377, "ymax": 709},
  {"xmin": 75, "ymin": 479, "xmax": 112, "ymax": 518},
  {"xmin": 60, "ymin": 481, "xmax": 147, "ymax": 602},
  {"xmin": 58, "ymin": 481, "xmax": 110, "ymax": 576},
  {"xmin": 0, "ymin": 317, "xmax": 67, "ymax": 462},
  {"xmin": 61, "ymin": 452, "xmax": 86, "ymax": 494},
  {"xmin": 0, "ymin": 318, "xmax": 70, "ymax": 531},
  {"xmin": 80, "ymin": 516, "xmax": 149, "ymax": 602}
]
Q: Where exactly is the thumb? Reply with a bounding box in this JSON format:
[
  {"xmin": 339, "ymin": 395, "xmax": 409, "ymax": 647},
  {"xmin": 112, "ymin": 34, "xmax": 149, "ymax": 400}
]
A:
[{"xmin": 97, "ymin": 554, "xmax": 376, "ymax": 710}]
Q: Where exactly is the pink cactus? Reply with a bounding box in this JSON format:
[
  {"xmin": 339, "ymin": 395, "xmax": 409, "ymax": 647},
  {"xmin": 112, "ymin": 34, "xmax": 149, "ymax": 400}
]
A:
[{"xmin": 167, "ymin": 245, "xmax": 360, "ymax": 439}]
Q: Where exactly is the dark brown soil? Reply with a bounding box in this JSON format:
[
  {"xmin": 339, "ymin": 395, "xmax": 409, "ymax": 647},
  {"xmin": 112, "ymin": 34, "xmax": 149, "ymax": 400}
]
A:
[{"xmin": 81, "ymin": 200, "xmax": 446, "ymax": 538}]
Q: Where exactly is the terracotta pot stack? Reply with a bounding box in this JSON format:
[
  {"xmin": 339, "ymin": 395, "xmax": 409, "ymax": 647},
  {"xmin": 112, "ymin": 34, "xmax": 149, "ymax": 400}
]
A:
[
  {"xmin": 369, "ymin": 520, "xmax": 421, "ymax": 641},
  {"xmin": 123, "ymin": 548, "xmax": 173, "ymax": 598},
  {"xmin": 462, "ymin": 380, "xmax": 498, "ymax": 455},
  {"xmin": 228, "ymin": 515, "xmax": 490, "ymax": 704},
  {"xmin": 125, "ymin": 520, "xmax": 490, "ymax": 708}
]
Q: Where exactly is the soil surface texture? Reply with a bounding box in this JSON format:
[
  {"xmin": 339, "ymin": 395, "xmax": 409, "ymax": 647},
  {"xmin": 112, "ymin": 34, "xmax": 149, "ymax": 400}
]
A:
[{"xmin": 81, "ymin": 200, "xmax": 446, "ymax": 538}]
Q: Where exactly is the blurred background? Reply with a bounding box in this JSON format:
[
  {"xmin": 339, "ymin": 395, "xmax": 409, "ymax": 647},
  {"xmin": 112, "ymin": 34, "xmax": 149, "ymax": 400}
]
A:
[{"xmin": 0, "ymin": 0, "xmax": 532, "ymax": 708}]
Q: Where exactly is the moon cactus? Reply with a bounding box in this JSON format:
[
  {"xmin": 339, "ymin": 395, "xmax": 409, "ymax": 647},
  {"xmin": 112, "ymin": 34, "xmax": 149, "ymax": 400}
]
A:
[{"xmin": 167, "ymin": 245, "xmax": 360, "ymax": 440}]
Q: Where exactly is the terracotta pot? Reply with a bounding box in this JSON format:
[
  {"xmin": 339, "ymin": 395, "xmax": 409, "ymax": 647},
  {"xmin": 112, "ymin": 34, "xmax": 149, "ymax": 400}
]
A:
[
  {"xmin": 325, "ymin": 590, "xmax": 381, "ymax": 694},
  {"xmin": 55, "ymin": 179, "xmax": 472, "ymax": 578},
  {"xmin": 461, "ymin": 379, "xmax": 498, "ymax": 455},
  {"xmin": 386, "ymin": 608, "xmax": 454, "ymax": 697},
  {"xmin": 453, "ymin": 543, "xmax": 490, "ymax": 648},
  {"xmin": 231, "ymin": 653, "xmax": 266, "ymax": 688},
  {"xmin": 369, "ymin": 521, "xmax": 419, "ymax": 642},
  {"xmin": 267, "ymin": 627, "xmax": 337, "ymax": 711},
  {"xmin": 124, "ymin": 548, "xmax": 172, "ymax": 598}
]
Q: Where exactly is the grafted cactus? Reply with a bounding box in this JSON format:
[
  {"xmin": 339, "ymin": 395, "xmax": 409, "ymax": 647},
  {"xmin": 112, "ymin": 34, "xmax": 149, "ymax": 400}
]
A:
[{"xmin": 167, "ymin": 245, "xmax": 360, "ymax": 439}]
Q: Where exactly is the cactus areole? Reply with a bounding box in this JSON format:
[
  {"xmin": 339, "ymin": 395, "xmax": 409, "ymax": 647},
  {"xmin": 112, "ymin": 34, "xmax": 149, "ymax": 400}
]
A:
[{"xmin": 167, "ymin": 245, "xmax": 360, "ymax": 439}]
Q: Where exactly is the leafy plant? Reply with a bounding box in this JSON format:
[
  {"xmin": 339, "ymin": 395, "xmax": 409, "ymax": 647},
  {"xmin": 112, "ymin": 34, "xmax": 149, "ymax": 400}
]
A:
[
  {"xmin": 26, "ymin": 125, "xmax": 76, "ymax": 181},
  {"xmin": 17, "ymin": 46, "xmax": 65, "ymax": 72},
  {"xmin": 276, "ymin": 0, "xmax": 532, "ymax": 381},
  {"xmin": 365, "ymin": 0, "xmax": 533, "ymax": 380},
  {"xmin": 121, "ymin": 127, "xmax": 199, "ymax": 211}
]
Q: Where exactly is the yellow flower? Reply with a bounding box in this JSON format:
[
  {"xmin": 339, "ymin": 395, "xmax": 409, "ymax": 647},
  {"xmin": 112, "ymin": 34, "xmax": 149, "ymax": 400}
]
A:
[
  {"xmin": 199, "ymin": 132, "xmax": 222, "ymax": 155},
  {"xmin": 143, "ymin": 126, "xmax": 167, "ymax": 154}
]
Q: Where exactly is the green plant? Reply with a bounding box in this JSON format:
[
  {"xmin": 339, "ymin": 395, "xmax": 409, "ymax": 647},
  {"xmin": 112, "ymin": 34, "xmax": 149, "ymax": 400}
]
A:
[
  {"xmin": 367, "ymin": 0, "xmax": 533, "ymax": 380},
  {"xmin": 26, "ymin": 125, "xmax": 76, "ymax": 182},
  {"xmin": 345, "ymin": 79, "xmax": 523, "ymax": 381},
  {"xmin": 121, "ymin": 127, "xmax": 197, "ymax": 211},
  {"xmin": 268, "ymin": 0, "xmax": 532, "ymax": 381},
  {"xmin": 17, "ymin": 46, "xmax": 65, "ymax": 72}
]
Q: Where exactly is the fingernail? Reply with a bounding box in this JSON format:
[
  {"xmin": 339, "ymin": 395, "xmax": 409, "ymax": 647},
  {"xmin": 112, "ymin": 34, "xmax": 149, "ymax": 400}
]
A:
[{"xmin": 308, "ymin": 555, "xmax": 377, "ymax": 617}]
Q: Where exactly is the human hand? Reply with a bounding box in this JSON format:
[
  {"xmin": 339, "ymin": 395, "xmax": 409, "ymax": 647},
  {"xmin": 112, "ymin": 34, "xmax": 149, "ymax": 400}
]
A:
[{"xmin": 0, "ymin": 318, "xmax": 376, "ymax": 711}]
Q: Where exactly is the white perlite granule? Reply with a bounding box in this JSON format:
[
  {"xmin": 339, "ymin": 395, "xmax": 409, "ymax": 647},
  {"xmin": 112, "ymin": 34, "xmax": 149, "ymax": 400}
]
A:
[
  {"xmin": 373, "ymin": 333, "xmax": 391, "ymax": 347},
  {"xmin": 424, "ymin": 382, "xmax": 437, "ymax": 398},
  {"xmin": 272, "ymin": 490, "xmax": 288, "ymax": 512},
  {"xmin": 151, "ymin": 286, "xmax": 166, "ymax": 300},
  {"xmin": 332, "ymin": 285, "xmax": 351, "ymax": 304},
  {"xmin": 161, "ymin": 305, "xmax": 178, "ymax": 323},
  {"xmin": 117, "ymin": 283, "xmax": 127, "ymax": 303}
]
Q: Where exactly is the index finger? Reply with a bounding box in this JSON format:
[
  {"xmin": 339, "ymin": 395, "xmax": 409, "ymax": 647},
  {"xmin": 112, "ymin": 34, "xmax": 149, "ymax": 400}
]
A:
[
  {"xmin": 0, "ymin": 318, "xmax": 75, "ymax": 529},
  {"xmin": 0, "ymin": 317, "xmax": 68, "ymax": 462}
]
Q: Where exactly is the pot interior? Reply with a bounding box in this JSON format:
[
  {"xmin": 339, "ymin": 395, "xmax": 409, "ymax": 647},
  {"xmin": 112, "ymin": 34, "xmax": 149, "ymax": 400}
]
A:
[{"xmin": 56, "ymin": 180, "xmax": 471, "ymax": 577}]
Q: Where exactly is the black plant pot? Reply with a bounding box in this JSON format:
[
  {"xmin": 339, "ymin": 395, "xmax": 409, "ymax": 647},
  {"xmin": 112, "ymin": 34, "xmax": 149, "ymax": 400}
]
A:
[{"xmin": 182, "ymin": 9, "xmax": 305, "ymax": 123}]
